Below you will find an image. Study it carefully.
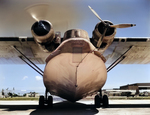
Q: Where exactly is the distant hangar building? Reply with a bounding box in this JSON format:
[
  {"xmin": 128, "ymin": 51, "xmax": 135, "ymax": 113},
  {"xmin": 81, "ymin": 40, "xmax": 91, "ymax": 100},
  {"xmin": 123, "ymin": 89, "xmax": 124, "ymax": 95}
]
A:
[{"xmin": 120, "ymin": 83, "xmax": 150, "ymax": 90}]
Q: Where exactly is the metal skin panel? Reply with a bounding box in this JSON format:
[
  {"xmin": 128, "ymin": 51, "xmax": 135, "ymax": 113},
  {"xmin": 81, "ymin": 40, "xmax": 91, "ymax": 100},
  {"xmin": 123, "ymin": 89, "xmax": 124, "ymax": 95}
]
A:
[
  {"xmin": 0, "ymin": 38, "xmax": 150, "ymax": 64},
  {"xmin": 104, "ymin": 38, "xmax": 150, "ymax": 64},
  {"xmin": 0, "ymin": 38, "xmax": 50, "ymax": 64},
  {"xmin": 44, "ymin": 38, "xmax": 107, "ymax": 102}
]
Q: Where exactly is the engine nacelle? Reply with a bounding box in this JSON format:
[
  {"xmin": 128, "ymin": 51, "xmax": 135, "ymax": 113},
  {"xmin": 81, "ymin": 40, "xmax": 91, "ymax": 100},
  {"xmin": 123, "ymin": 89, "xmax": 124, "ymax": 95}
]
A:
[
  {"xmin": 31, "ymin": 20, "xmax": 56, "ymax": 52},
  {"xmin": 92, "ymin": 20, "xmax": 116, "ymax": 52}
]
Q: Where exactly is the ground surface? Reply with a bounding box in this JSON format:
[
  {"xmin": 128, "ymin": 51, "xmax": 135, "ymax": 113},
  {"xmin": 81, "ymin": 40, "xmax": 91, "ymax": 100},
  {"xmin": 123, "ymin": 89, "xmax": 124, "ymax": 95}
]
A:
[{"xmin": 0, "ymin": 99, "xmax": 150, "ymax": 115}]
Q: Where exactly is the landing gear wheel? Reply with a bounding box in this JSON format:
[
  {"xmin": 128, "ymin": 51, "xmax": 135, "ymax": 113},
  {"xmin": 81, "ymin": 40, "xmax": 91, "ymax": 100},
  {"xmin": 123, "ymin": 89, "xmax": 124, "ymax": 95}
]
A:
[
  {"xmin": 48, "ymin": 96, "xmax": 53, "ymax": 108},
  {"xmin": 94, "ymin": 95, "xmax": 103, "ymax": 108},
  {"xmin": 95, "ymin": 95, "xmax": 100, "ymax": 108},
  {"xmin": 39, "ymin": 96, "xmax": 44, "ymax": 108},
  {"xmin": 103, "ymin": 95, "xmax": 109, "ymax": 108}
]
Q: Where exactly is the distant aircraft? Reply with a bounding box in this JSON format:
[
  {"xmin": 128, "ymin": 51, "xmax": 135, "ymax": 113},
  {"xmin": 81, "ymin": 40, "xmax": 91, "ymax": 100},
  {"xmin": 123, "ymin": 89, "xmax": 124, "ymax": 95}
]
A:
[{"xmin": 0, "ymin": 2, "xmax": 150, "ymax": 108}]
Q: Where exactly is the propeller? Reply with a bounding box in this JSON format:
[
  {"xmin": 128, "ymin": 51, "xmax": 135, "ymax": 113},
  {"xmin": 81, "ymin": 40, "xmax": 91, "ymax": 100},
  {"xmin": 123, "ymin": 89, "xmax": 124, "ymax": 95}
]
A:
[
  {"xmin": 26, "ymin": 4, "xmax": 50, "ymax": 32},
  {"xmin": 26, "ymin": 4, "xmax": 49, "ymax": 22},
  {"xmin": 88, "ymin": 6, "xmax": 136, "ymax": 29}
]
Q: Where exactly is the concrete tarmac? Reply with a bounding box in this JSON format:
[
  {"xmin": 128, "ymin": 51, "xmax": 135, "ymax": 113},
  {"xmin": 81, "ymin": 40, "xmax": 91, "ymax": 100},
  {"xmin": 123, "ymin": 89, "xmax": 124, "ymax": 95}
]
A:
[{"xmin": 0, "ymin": 99, "xmax": 150, "ymax": 115}]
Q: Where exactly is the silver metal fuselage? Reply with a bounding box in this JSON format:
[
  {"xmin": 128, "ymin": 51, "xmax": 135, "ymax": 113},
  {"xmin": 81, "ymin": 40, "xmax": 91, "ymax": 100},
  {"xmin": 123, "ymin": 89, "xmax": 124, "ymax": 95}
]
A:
[{"xmin": 43, "ymin": 38, "xmax": 107, "ymax": 102}]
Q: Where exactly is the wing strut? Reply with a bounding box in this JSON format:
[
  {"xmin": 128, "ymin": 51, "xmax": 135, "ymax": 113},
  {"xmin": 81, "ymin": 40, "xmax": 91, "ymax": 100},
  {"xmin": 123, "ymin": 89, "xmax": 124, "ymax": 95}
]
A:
[
  {"xmin": 12, "ymin": 46, "xmax": 44, "ymax": 76},
  {"xmin": 107, "ymin": 46, "xmax": 133, "ymax": 72},
  {"xmin": 19, "ymin": 56, "xmax": 43, "ymax": 76}
]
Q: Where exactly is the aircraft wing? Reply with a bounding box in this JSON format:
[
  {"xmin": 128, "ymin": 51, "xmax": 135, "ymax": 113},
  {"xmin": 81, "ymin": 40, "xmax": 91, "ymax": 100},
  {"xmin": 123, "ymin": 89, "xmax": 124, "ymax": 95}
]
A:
[
  {"xmin": 1, "ymin": 37, "xmax": 150, "ymax": 64},
  {"xmin": 0, "ymin": 37, "xmax": 49, "ymax": 64},
  {"xmin": 104, "ymin": 38, "xmax": 150, "ymax": 64}
]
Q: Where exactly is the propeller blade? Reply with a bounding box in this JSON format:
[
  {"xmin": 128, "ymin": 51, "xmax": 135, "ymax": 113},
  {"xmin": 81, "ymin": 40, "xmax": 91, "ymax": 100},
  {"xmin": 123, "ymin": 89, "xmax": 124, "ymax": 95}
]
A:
[
  {"xmin": 88, "ymin": 6, "xmax": 106, "ymax": 25},
  {"xmin": 97, "ymin": 27, "xmax": 108, "ymax": 48},
  {"xmin": 26, "ymin": 4, "xmax": 49, "ymax": 22},
  {"xmin": 31, "ymin": 15, "xmax": 40, "ymax": 22},
  {"xmin": 110, "ymin": 24, "xmax": 136, "ymax": 28}
]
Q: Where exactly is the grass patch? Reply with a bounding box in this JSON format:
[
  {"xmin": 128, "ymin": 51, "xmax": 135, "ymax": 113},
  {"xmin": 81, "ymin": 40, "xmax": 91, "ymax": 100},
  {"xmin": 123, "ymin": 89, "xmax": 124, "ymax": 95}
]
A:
[
  {"xmin": 109, "ymin": 96, "xmax": 150, "ymax": 100},
  {"xmin": 0, "ymin": 97, "xmax": 39, "ymax": 101},
  {"xmin": 1, "ymin": 96, "xmax": 150, "ymax": 101}
]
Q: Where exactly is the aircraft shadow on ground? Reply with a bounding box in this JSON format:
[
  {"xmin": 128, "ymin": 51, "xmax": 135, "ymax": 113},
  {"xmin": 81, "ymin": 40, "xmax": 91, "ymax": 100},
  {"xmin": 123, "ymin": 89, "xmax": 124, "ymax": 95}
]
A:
[
  {"xmin": 30, "ymin": 101, "xmax": 98, "ymax": 115},
  {"xmin": 0, "ymin": 101, "xmax": 98, "ymax": 115},
  {"xmin": 0, "ymin": 101, "xmax": 150, "ymax": 115}
]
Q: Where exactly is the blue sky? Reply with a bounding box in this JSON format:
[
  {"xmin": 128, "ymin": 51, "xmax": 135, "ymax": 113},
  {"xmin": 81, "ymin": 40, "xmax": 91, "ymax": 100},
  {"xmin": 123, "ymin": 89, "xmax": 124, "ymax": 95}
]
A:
[
  {"xmin": 0, "ymin": 65, "xmax": 45, "ymax": 94},
  {"xmin": 0, "ymin": 64, "xmax": 150, "ymax": 94},
  {"xmin": 0, "ymin": 0, "xmax": 150, "ymax": 94}
]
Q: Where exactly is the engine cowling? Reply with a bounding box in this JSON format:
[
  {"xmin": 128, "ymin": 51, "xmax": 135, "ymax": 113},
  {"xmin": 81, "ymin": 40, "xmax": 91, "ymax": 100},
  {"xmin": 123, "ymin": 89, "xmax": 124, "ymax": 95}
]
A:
[
  {"xmin": 92, "ymin": 20, "xmax": 116, "ymax": 52},
  {"xmin": 31, "ymin": 20, "xmax": 56, "ymax": 52}
]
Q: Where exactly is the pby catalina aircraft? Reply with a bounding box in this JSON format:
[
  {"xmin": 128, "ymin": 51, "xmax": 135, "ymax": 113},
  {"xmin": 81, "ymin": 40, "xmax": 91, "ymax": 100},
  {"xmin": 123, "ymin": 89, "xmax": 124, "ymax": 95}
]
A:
[{"xmin": 0, "ymin": 1, "xmax": 150, "ymax": 108}]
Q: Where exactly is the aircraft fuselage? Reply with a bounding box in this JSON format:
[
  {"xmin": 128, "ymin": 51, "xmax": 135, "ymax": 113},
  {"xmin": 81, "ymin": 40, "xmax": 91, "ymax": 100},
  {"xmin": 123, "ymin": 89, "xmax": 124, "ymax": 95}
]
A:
[{"xmin": 43, "ymin": 37, "xmax": 107, "ymax": 102}]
